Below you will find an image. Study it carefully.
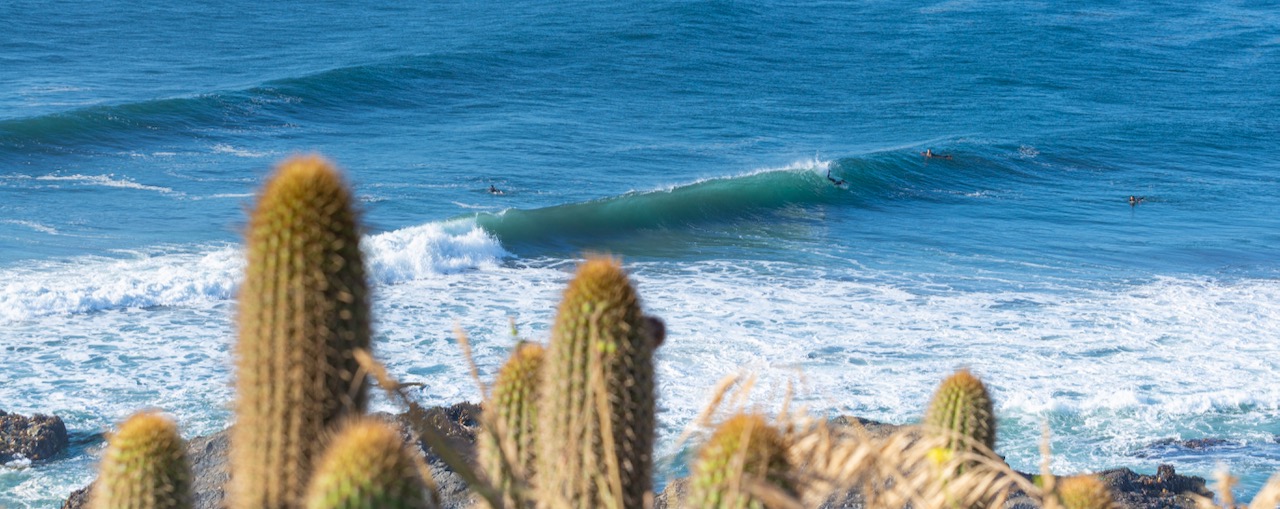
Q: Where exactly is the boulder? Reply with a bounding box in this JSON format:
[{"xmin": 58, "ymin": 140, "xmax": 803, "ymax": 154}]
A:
[{"xmin": 0, "ymin": 409, "xmax": 69, "ymax": 465}]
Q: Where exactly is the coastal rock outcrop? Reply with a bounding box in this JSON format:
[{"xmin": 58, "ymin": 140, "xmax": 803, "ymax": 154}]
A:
[{"xmin": 0, "ymin": 409, "xmax": 69, "ymax": 465}]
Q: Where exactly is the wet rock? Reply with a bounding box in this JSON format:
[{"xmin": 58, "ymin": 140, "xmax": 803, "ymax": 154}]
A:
[
  {"xmin": 63, "ymin": 403, "xmax": 483, "ymax": 509},
  {"xmin": 0, "ymin": 409, "xmax": 69, "ymax": 464}
]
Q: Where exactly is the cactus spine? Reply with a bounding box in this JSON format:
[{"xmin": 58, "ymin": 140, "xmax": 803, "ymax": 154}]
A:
[
  {"xmin": 688, "ymin": 414, "xmax": 794, "ymax": 509},
  {"xmin": 303, "ymin": 419, "xmax": 437, "ymax": 509},
  {"xmin": 231, "ymin": 156, "xmax": 372, "ymax": 509},
  {"xmin": 478, "ymin": 342, "xmax": 545, "ymax": 509},
  {"xmin": 1057, "ymin": 475, "xmax": 1117, "ymax": 509},
  {"xmin": 923, "ymin": 369, "xmax": 996, "ymax": 456},
  {"xmin": 535, "ymin": 257, "xmax": 662, "ymax": 509},
  {"xmin": 92, "ymin": 412, "xmax": 192, "ymax": 509}
]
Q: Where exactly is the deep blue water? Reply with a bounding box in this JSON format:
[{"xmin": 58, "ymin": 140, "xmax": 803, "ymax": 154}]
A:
[{"xmin": 3, "ymin": 1, "xmax": 1279, "ymax": 506}]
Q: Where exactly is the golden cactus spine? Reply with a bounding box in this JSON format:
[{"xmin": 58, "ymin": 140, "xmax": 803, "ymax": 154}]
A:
[
  {"xmin": 303, "ymin": 419, "xmax": 437, "ymax": 509},
  {"xmin": 478, "ymin": 342, "xmax": 545, "ymax": 509},
  {"xmin": 687, "ymin": 414, "xmax": 794, "ymax": 509},
  {"xmin": 923, "ymin": 369, "xmax": 996, "ymax": 455},
  {"xmin": 230, "ymin": 156, "xmax": 372, "ymax": 509},
  {"xmin": 92, "ymin": 412, "xmax": 192, "ymax": 509},
  {"xmin": 535, "ymin": 257, "xmax": 663, "ymax": 509},
  {"xmin": 1057, "ymin": 475, "xmax": 1117, "ymax": 509}
]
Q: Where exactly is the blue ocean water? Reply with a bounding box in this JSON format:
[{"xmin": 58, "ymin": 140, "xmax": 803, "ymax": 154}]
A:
[{"xmin": 3, "ymin": 1, "xmax": 1279, "ymax": 506}]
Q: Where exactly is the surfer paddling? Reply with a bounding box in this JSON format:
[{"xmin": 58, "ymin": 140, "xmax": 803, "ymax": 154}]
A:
[
  {"xmin": 922, "ymin": 148, "xmax": 953, "ymax": 160},
  {"xmin": 826, "ymin": 169, "xmax": 846, "ymax": 186},
  {"xmin": 1129, "ymin": 195, "xmax": 1145, "ymax": 206},
  {"xmin": 488, "ymin": 184, "xmax": 504, "ymax": 195}
]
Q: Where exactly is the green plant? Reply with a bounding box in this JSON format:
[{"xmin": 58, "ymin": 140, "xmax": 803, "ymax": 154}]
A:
[
  {"xmin": 688, "ymin": 414, "xmax": 794, "ymax": 509},
  {"xmin": 535, "ymin": 257, "xmax": 663, "ymax": 509},
  {"xmin": 477, "ymin": 341, "xmax": 545, "ymax": 509},
  {"xmin": 1056, "ymin": 475, "xmax": 1116, "ymax": 509},
  {"xmin": 92, "ymin": 411, "xmax": 192, "ymax": 509},
  {"xmin": 230, "ymin": 156, "xmax": 372, "ymax": 509},
  {"xmin": 923, "ymin": 369, "xmax": 996, "ymax": 457},
  {"xmin": 303, "ymin": 419, "xmax": 437, "ymax": 509}
]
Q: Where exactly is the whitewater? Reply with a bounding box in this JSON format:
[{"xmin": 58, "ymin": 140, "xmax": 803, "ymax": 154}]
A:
[{"xmin": 4, "ymin": 1, "xmax": 1280, "ymax": 507}]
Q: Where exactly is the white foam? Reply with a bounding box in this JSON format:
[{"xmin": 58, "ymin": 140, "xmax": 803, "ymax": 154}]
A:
[
  {"xmin": 1, "ymin": 220, "xmax": 60, "ymax": 235},
  {"xmin": 211, "ymin": 143, "xmax": 270, "ymax": 158},
  {"xmin": 0, "ymin": 220, "xmax": 507, "ymax": 322},
  {"xmin": 34, "ymin": 174, "xmax": 180, "ymax": 195}
]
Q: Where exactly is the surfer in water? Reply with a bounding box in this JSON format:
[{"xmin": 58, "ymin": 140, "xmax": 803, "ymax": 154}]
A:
[
  {"xmin": 488, "ymin": 184, "xmax": 504, "ymax": 195},
  {"xmin": 1129, "ymin": 195, "xmax": 1144, "ymax": 206},
  {"xmin": 826, "ymin": 169, "xmax": 846, "ymax": 186},
  {"xmin": 922, "ymin": 148, "xmax": 953, "ymax": 160}
]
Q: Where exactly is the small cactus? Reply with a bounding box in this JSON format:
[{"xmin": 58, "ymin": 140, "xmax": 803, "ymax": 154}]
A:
[
  {"xmin": 923, "ymin": 369, "xmax": 996, "ymax": 456},
  {"xmin": 304, "ymin": 419, "xmax": 437, "ymax": 509},
  {"xmin": 92, "ymin": 412, "xmax": 192, "ymax": 509},
  {"xmin": 231, "ymin": 156, "xmax": 372, "ymax": 509},
  {"xmin": 535, "ymin": 257, "xmax": 664, "ymax": 509},
  {"xmin": 477, "ymin": 341, "xmax": 545, "ymax": 508},
  {"xmin": 688, "ymin": 414, "xmax": 794, "ymax": 509},
  {"xmin": 1057, "ymin": 475, "xmax": 1117, "ymax": 509}
]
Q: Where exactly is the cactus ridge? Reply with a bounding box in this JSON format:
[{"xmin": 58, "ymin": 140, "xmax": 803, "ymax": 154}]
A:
[
  {"xmin": 92, "ymin": 412, "xmax": 192, "ymax": 509},
  {"xmin": 231, "ymin": 156, "xmax": 372, "ymax": 509},
  {"xmin": 304, "ymin": 419, "xmax": 437, "ymax": 509},
  {"xmin": 688, "ymin": 414, "xmax": 794, "ymax": 509},
  {"xmin": 923, "ymin": 369, "xmax": 996, "ymax": 454},
  {"xmin": 535, "ymin": 256, "xmax": 662, "ymax": 509},
  {"xmin": 1057, "ymin": 475, "xmax": 1117, "ymax": 509},
  {"xmin": 478, "ymin": 341, "xmax": 546, "ymax": 508}
]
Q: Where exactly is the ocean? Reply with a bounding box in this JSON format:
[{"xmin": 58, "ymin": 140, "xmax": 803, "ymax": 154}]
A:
[{"xmin": 3, "ymin": 1, "xmax": 1279, "ymax": 506}]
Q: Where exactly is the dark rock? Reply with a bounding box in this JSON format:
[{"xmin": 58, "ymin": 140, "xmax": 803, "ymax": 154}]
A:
[
  {"xmin": 63, "ymin": 403, "xmax": 483, "ymax": 509},
  {"xmin": 0, "ymin": 409, "xmax": 69, "ymax": 464}
]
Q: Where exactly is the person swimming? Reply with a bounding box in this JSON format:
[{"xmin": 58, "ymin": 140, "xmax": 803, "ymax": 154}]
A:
[
  {"xmin": 826, "ymin": 169, "xmax": 846, "ymax": 186},
  {"xmin": 922, "ymin": 148, "xmax": 953, "ymax": 160},
  {"xmin": 1129, "ymin": 195, "xmax": 1144, "ymax": 206},
  {"xmin": 489, "ymin": 184, "xmax": 504, "ymax": 195}
]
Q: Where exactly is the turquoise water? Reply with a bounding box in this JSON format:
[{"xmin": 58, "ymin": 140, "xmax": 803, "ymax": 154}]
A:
[{"xmin": 3, "ymin": 1, "xmax": 1279, "ymax": 506}]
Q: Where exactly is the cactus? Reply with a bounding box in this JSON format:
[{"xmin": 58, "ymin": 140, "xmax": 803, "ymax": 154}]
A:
[
  {"xmin": 1057, "ymin": 475, "xmax": 1117, "ymax": 509},
  {"xmin": 230, "ymin": 156, "xmax": 372, "ymax": 509},
  {"xmin": 923, "ymin": 369, "xmax": 996, "ymax": 456},
  {"xmin": 687, "ymin": 414, "xmax": 794, "ymax": 509},
  {"xmin": 92, "ymin": 412, "xmax": 192, "ymax": 509},
  {"xmin": 303, "ymin": 419, "xmax": 436, "ymax": 509},
  {"xmin": 477, "ymin": 342, "xmax": 545, "ymax": 509},
  {"xmin": 535, "ymin": 257, "xmax": 663, "ymax": 509}
]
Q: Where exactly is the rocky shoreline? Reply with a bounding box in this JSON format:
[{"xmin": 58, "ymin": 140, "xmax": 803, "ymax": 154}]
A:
[{"xmin": 23, "ymin": 405, "xmax": 1213, "ymax": 509}]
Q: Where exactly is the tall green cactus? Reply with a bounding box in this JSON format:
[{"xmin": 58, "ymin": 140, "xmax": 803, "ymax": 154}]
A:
[
  {"xmin": 535, "ymin": 257, "xmax": 663, "ymax": 509},
  {"xmin": 477, "ymin": 342, "xmax": 545, "ymax": 509},
  {"xmin": 1056, "ymin": 475, "xmax": 1117, "ymax": 509},
  {"xmin": 230, "ymin": 156, "xmax": 372, "ymax": 509},
  {"xmin": 303, "ymin": 419, "xmax": 437, "ymax": 509},
  {"xmin": 92, "ymin": 411, "xmax": 192, "ymax": 509},
  {"xmin": 923, "ymin": 369, "xmax": 996, "ymax": 456},
  {"xmin": 687, "ymin": 414, "xmax": 794, "ymax": 509}
]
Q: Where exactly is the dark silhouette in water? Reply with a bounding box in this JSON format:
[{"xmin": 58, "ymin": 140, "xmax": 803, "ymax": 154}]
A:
[
  {"xmin": 1129, "ymin": 195, "xmax": 1145, "ymax": 206},
  {"xmin": 826, "ymin": 169, "xmax": 846, "ymax": 186},
  {"xmin": 922, "ymin": 148, "xmax": 953, "ymax": 160},
  {"xmin": 489, "ymin": 184, "xmax": 504, "ymax": 195}
]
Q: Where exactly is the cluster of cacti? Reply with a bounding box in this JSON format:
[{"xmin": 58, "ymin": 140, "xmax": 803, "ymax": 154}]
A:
[
  {"xmin": 90, "ymin": 154, "xmax": 1195, "ymax": 509},
  {"xmin": 687, "ymin": 414, "xmax": 795, "ymax": 509},
  {"xmin": 92, "ymin": 411, "xmax": 192, "ymax": 509}
]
